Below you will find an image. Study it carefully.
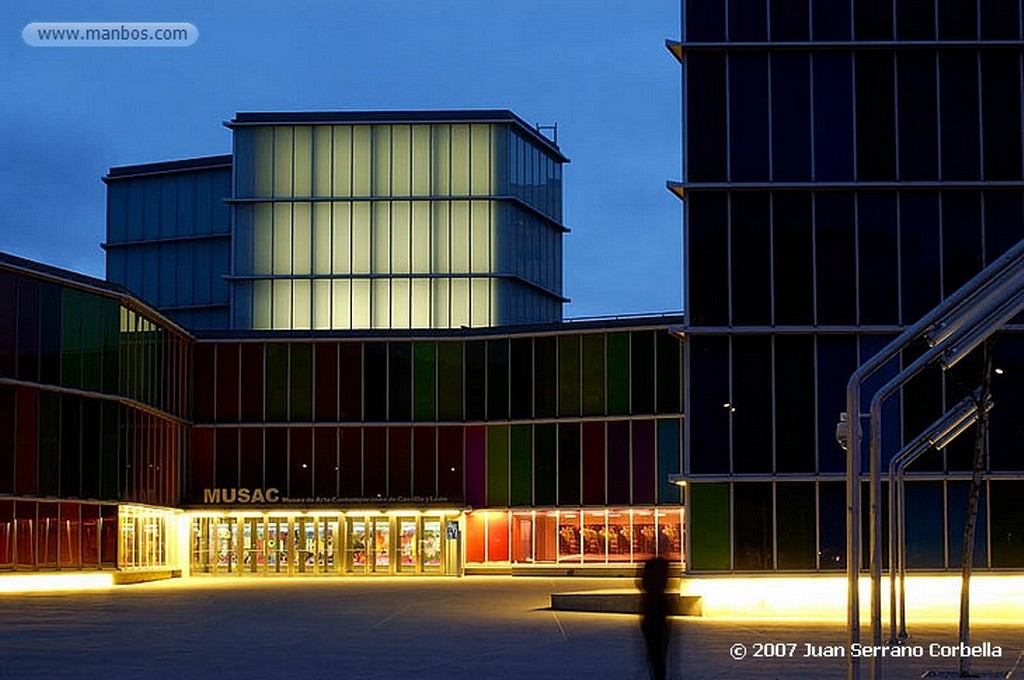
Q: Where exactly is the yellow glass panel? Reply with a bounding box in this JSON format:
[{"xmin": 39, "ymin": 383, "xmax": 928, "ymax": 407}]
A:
[
  {"xmin": 471, "ymin": 278, "xmax": 489, "ymax": 327},
  {"xmin": 253, "ymin": 280, "xmax": 272, "ymax": 330},
  {"xmin": 292, "ymin": 279, "xmax": 312, "ymax": 330},
  {"xmin": 372, "ymin": 279, "xmax": 390, "ymax": 328},
  {"xmin": 412, "ymin": 279, "xmax": 430, "ymax": 328},
  {"xmin": 373, "ymin": 202, "xmax": 391, "ymax": 274},
  {"xmin": 313, "ymin": 280, "xmax": 331, "ymax": 330},
  {"xmin": 332, "ymin": 126, "xmax": 352, "ymax": 197},
  {"xmin": 254, "ymin": 127, "xmax": 274, "ymax": 197},
  {"xmin": 331, "ymin": 203, "xmax": 351, "ymax": 274},
  {"xmin": 273, "ymin": 280, "xmax": 291, "ymax": 329},
  {"xmin": 332, "ymin": 280, "xmax": 351, "ymax": 329},
  {"xmin": 391, "ymin": 278, "xmax": 410, "ymax": 329},
  {"xmin": 313, "ymin": 126, "xmax": 332, "ymax": 196},
  {"xmin": 431, "ymin": 125, "xmax": 450, "ymax": 195},
  {"xmin": 432, "ymin": 278, "xmax": 450, "ymax": 328},
  {"xmin": 293, "ymin": 203, "xmax": 312, "ymax": 275},
  {"xmin": 352, "ymin": 202, "xmax": 371, "ymax": 274},
  {"xmin": 392, "ymin": 125, "xmax": 411, "ymax": 196},
  {"xmin": 470, "ymin": 200, "xmax": 490, "ymax": 274},
  {"xmin": 273, "ymin": 126, "xmax": 293, "ymax": 198},
  {"xmin": 450, "ymin": 200, "xmax": 470, "ymax": 273},
  {"xmin": 373, "ymin": 125, "xmax": 391, "ymax": 197},
  {"xmin": 313, "ymin": 202, "xmax": 332, "ymax": 275},
  {"xmin": 253, "ymin": 204, "xmax": 273, "ymax": 275},
  {"xmin": 273, "ymin": 203, "xmax": 292, "ymax": 275},
  {"xmin": 352, "ymin": 126, "xmax": 372, "ymax": 196},
  {"xmin": 432, "ymin": 201, "xmax": 450, "ymax": 273},
  {"xmin": 450, "ymin": 124, "xmax": 470, "ymax": 195},
  {"xmin": 451, "ymin": 278, "xmax": 469, "ymax": 328},
  {"xmin": 293, "ymin": 126, "xmax": 312, "ymax": 197},
  {"xmin": 392, "ymin": 201, "xmax": 411, "ymax": 274},
  {"xmin": 412, "ymin": 125, "xmax": 430, "ymax": 196},
  {"xmin": 470, "ymin": 124, "xmax": 491, "ymax": 195},
  {"xmin": 411, "ymin": 202, "xmax": 430, "ymax": 273},
  {"xmin": 352, "ymin": 280, "xmax": 370, "ymax": 329}
]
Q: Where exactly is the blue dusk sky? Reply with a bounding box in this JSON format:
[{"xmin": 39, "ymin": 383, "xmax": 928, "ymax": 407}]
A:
[{"xmin": 1, "ymin": 1, "xmax": 682, "ymax": 318}]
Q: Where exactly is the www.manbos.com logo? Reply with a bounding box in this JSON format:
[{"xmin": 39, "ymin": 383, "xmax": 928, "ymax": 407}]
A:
[{"xmin": 23, "ymin": 22, "xmax": 198, "ymax": 47}]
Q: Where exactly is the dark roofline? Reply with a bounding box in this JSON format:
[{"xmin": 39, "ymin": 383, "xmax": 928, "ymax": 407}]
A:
[
  {"xmin": 191, "ymin": 314, "xmax": 686, "ymax": 341},
  {"xmin": 226, "ymin": 109, "xmax": 569, "ymax": 163},
  {"xmin": 104, "ymin": 154, "xmax": 233, "ymax": 182},
  {"xmin": 0, "ymin": 251, "xmax": 193, "ymax": 338}
]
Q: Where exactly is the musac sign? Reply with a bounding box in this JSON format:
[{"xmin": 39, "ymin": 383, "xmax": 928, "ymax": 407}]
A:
[{"xmin": 202, "ymin": 488, "xmax": 280, "ymax": 504}]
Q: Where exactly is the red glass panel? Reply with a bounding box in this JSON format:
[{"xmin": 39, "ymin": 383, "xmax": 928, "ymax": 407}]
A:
[
  {"xmin": 388, "ymin": 428, "xmax": 412, "ymax": 498},
  {"xmin": 607, "ymin": 421, "xmax": 630, "ymax": 505},
  {"xmin": 511, "ymin": 512, "xmax": 533, "ymax": 563},
  {"xmin": 190, "ymin": 427, "xmax": 215, "ymax": 502},
  {"xmin": 338, "ymin": 427, "xmax": 362, "ymax": 497},
  {"xmin": 607, "ymin": 509, "xmax": 631, "ymax": 562},
  {"xmin": 37, "ymin": 502, "xmax": 58, "ymax": 566},
  {"xmin": 81, "ymin": 504, "xmax": 100, "ymax": 566},
  {"xmin": 581, "ymin": 421, "xmax": 605, "ymax": 505},
  {"xmin": 239, "ymin": 343, "xmax": 264, "ymax": 421},
  {"xmin": 338, "ymin": 343, "xmax": 362, "ymax": 421},
  {"xmin": 558, "ymin": 511, "xmax": 581, "ymax": 563},
  {"xmin": 0, "ymin": 499, "xmax": 13, "ymax": 565},
  {"xmin": 215, "ymin": 343, "xmax": 239, "ymax": 422},
  {"xmin": 289, "ymin": 428, "xmax": 313, "ymax": 499},
  {"xmin": 100, "ymin": 504, "xmax": 117, "ymax": 565},
  {"xmin": 313, "ymin": 427, "xmax": 337, "ymax": 498},
  {"xmin": 314, "ymin": 343, "xmax": 338, "ymax": 422},
  {"xmin": 239, "ymin": 428, "xmax": 264, "ymax": 489},
  {"xmin": 465, "ymin": 512, "xmax": 485, "ymax": 563},
  {"xmin": 437, "ymin": 426, "xmax": 463, "ymax": 501},
  {"xmin": 15, "ymin": 386, "xmax": 37, "ymax": 495},
  {"xmin": 631, "ymin": 420, "xmax": 656, "ymax": 504},
  {"xmin": 0, "ymin": 385, "xmax": 14, "ymax": 494},
  {"xmin": 583, "ymin": 510, "xmax": 607, "ymax": 562},
  {"xmin": 215, "ymin": 427, "xmax": 239, "ymax": 488},
  {"xmin": 412, "ymin": 427, "xmax": 436, "ymax": 498},
  {"xmin": 487, "ymin": 511, "xmax": 509, "ymax": 562},
  {"xmin": 59, "ymin": 502, "xmax": 81, "ymax": 567},
  {"xmin": 193, "ymin": 344, "xmax": 215, "ymax": 422},
  {"xmin": 363, "ymin": 427, "xmax": 386, "ymax": 498},
  {"xmin": 264, "ymin": 428, "xmax": 288, "ymax": 492},
  {"xmin": 15, "ymin": 500, "xmax": 36, "ymax": 567},
  {"xmin": 465, "ymin": 426, "xmax": 485, "ymax": 508},
  {"xmin": 534, "ymin": 512, "xmax": 558, "ymax": 563},
  {"xmin": 633, "ymin": 509, "xmax": 656, "ymax": 561}
]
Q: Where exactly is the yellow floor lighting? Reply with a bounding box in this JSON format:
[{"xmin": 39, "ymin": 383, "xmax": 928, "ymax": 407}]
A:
[{"xmin": 0, "ymin": 573, "xmax": 115, "ymax": 594}]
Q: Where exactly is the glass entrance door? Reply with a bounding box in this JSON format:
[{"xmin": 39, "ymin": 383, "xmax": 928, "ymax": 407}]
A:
[
  {"xmin": 371, "ymin": 517, "xmax": 390, "ymax": 573},
  {"xmin": 398, "ymin": 518, "xmax": 417, "ymax": 572},
  {"xmin": 294, "ymin": 517, "xmax": 315, "ymax": 574},
  {"xmin": 345, "ymin": 518, "xmax": 367, "ymax": 573},
  {"xmin": 267, "ymin": 518, "xmax": 288, "ymax": 573},
  {"xmin": 422, "ymin": 518, "xmax": 442, "ymax": 572},
  {"xmin": 243, "ymin": 518, "xmax": 265, "ymax": 573}
]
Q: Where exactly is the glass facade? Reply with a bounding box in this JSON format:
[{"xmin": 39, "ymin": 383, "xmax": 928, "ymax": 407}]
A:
[
  {"xmin": 678, "ymin": 0, "xmax": 1024, "ymax": 572},
  {"xmin": 229, "ymin": 114, "xmax": 566, "ymax": 330}
]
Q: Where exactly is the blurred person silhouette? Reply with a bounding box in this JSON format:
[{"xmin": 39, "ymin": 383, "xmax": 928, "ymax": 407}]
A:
[{"xmin": 640, "ymin": 556, "xmax": 671, "ymax": 680}]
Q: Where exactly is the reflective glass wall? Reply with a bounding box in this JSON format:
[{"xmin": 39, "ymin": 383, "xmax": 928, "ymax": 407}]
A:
[{"xmin": 230, "ymin": 117, "xmax": 566, "ymax": 330}]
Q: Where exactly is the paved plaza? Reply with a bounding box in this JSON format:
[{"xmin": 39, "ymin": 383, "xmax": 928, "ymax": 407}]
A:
[{"xmin": 0, "ymin": 577, "xmax": 1021, "ymax": 679}]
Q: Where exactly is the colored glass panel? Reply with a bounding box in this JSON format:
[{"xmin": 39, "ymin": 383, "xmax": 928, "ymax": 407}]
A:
[
  {"xmin": 466, "ymin": 512, "xmax": 485, "ymax": 563},
  {"xmin": 101, "ymin": 401, "xmax": 118, "ymax": 500},
  {"xmin": 464, "ymin": 341, "xmax": 486, "ymax": 421},
  {"xmin": 631, "ymin": 420, "xmax": 655, "ymax": 504},
  {"xmin": 0, "ymin": 272, "xmax": 15, "ymax": 378},
  {"xmin": 240, "ymin": 428, "xmax": 264, "ymax": 489},
  {"xmin": 557, "ymin": 423, "xmax": 580, "ymax": 506},
  {"xmin": 80, "ymin": 294, "xmax": 103, "ymax": 391},
  {"xmin": 486, "ymin": 425, "xmax": 509, "ymax": 507},
  {"xmin": 388, "ymin": 343, "xmax": 412, "ymax": 421},
  {"xmin": 101, "ymin": 298, "xmax": 119, "ymax": 396},
  {"xmin": 534, "ymin": 423, "xmax": 556, "ymax": 506},
  {"xmin": 606, "ymin": 421, "xmax": 630, "ymax": 505},
  {"xmin": 16, "ymin": 386, "xmax": 39, "ymax": 495},
  {"xmin": 437, "ymin": 342, "xmax": 462, "ymax": 421},
  {"xmin": 657, "ymin": 419, "xmax": 681, "ymax": 504},
  {"xmin": 38, "ymin": 283, "xmax": 61, "ymax": 385},
  {"xmin": 775, "ymin": 482, "xmax": 816, "ymax": 569},
  {"xmin": 81, "ymin": 504, "xmax": 100, "ymax": 566},
  {"xmin": 264, "ymin": 428, "xmax": 288, "ymax": 494},
  {"xmin": 510, "ymin": 424, "xmax": 531, "ymax": 506},
  {"xmin": 314, "ymin": 343, "xmax": 338, "ymax": 422},
  {"xmin": 557, "ymin": 335, "xmax": 580, "ymax": 417},
  {"xmin": 487, "ymin": 340, "xmax": 509, "ymax": 420},
  {"xmin": 690, "ymin": 483, "xmax": 730, "ymax": 571},
  {"xmin": 238, "ymin": 343, "xmax": 263, "ymax": 420},
  {"xmin": 388, "ymin": 427, "xmax": 412, "ymax": 497},
  {"xmin": 37, "ymin": 502, "xmax": 58, "ymax": 566},
  {"xmin": 80, "ymin": 399, "xmax": 101, "ymax": 499},
  {"xmin": 216, "ymin": 343, "xmax": 239, "ymax": 422},
  {"xmin": 487, "ymin": 511, "xmax": 509, "ymax": 562},
  {"xmin": 689, "ymin": 335, "xmax": 729, "ymax": 474},
  {"xmin": 313, "ymin": 427, "xmax": 336, "ymax": 497},
  {"xmin": 17, "ymin": 277, "xmax": 39, "ymax": 383},
  {"xmin": 412, "ymin": 427, "xmax": 436, "ymax": 497},
  {"xmin": 606, "ymin": 333, "xmax": 629, "ymax": 415},
  {"xmin": 734, "ymin": 482, "xmax": 773, "ymax": 569},
  {"xmin": 732, "ymin": 335, "xmax": 772, "ymax": 473},
  {"xmin": 264, "ymin": 344, "xmax": 288, "ymax": 421},
  {"xmin": 0, "ymin": 386, "xmax": 13, "ymax": 494},
  {"xmin": 363, "ymin": 427, "xmax": 386, "ymax": 498},
  {"xmin": 193, "ymin": 343, "xmax": 215, "ymax": 422},
  {"xmin": 509, "ymin": 338, "xmax": 532, "ymax": 419},
  {"xmin": 338, "ymin": 427, "xmax": 362, "ymax": 497},
  {"xmin": 656, "ymin": 332, "xmax": 682, "ymax": 414},
  {"xmin": 631, "ymin": 331, "xmax": 654, "ymax": 414},
  {"xmin": 581, "ymin": 421, "xmax": 605, "ymax": 506},
  {"xmin": 59, "ymin": 503, "xmax": 81, "ymax": 567},
  {"xmin": 290, "ymin": 344, "xmax": 313, "ymax": 421},
  {"xmin": 339, "ymin": 343, "xmax": 362, "ymax": 421},
  {"xmin": 581, "ymin": 334, "xmax": 605, "ymax": 416},
  {"xmin": 465, "ymin": 426, "xmax": 485, "ymax": 507},
  {"xmin": 533, "ymin": 336, "xmax": 557, "ymax": 418},
  {"xmin": 189, "ymin": 428, "xmax": 214, "ymax": 502},
  {"xmin": 437, "ymin": 426, "xmax": 463, "ymax": 500},
  {"xmin": 413, "ymin": 342, "xmax": 436, "ymax": 421},
  {"xmin": 215, "ymin": 428, "xmax": 239, "ymax": 489}
]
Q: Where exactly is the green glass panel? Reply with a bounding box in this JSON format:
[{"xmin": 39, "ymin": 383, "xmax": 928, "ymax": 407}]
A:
[
  {"xmin": 534, "ymin": 423, "xmax": 556, "ymax": 505},
  {"xmin": 606, "ymin": 332, "xmax": 629, "ymax": 415},
  {"xmin": 82, "ymin": 294, "xmax": 104, "ymax": 392},
  {"xmin": 265, "ymin": 344, "xmax": 288, "ymax": 421},
  {"xmin": 38, "ymin": 391, "xmax": 60, "ymax": 496},
  {"xmin": 657, "ymin": 419, "xmax": 681, "ymax": 503},
  {"xmin": 60, "ymin": 288, "xmax": 82, "ymax": 389},
  {"xmin": 437, "ymin": 342, "xmax": 462, "ymax": 421},
  {"xmin": 414, "ymin": 342, "xmax": 437, "ymax": 421},
  {"xmin": 691, "ymin": 483, "xmax": 731, "ymax": 571},
  {"xmin": 581, "ymin": 334, "xmax": 605, "ymax": 416},
  {"xmin": 486, "ymin": 425, "xmax": 509, "ymax": 506},
  {"xmin": 101, "ymin": 299, "xmax": 120, "ymax": 395},
  {"xmin": 101, "ymin": 401, "xmax": 119, "ymax": 500},
  {"xmin": 510, "ymin": 424, "xmax": 532, "ymax": 506},
  {"xmin": 38, "ymin": 284, "xmax": 61, "ymax": 385},
  {"xmin": 776, "ymin": 482, "xmax": 817, "ymax": 570},
  {"xmin": 290, "ymin": 343, "xmax": 313, "ymax": 421},
  {"xmin": 558, "ymin": 335, "xmax": 580, "ymax": 417},
  {"xmin": 656, "ymin": 331, "xmax": 683, "ymax": 414}
]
